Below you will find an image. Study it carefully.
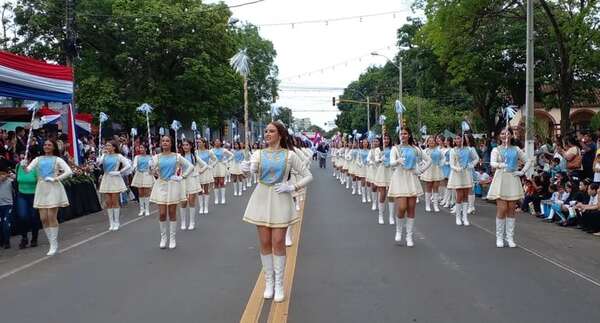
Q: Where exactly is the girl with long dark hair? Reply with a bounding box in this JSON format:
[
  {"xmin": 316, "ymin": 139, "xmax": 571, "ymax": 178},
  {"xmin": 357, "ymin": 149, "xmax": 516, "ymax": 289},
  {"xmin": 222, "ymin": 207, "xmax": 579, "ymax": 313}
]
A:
[
  {"xmin": 131, "ymin": 144, "xmax": 154, "ymax": 216},
  {"xmin": 241, "ymin": 122, "xmax": 313, "ymax": 303},
  {"xmin": 196, "ymin": 138, "xmax": 216, "ymax": 214},
  {"xmin": 211, "ymin": 138, "xmax": 233, "ymax": 205},
  {"xmin": 447, "ymin": 133, "xmax": 480, "ymax": 226},
  {"xmin": 180, "ymin": 138, "xmax": 207, "ymax": 230},
  {"xmin": 97, "ymin": 140, "xmax": 131, "ymax": 231},
  {"xmin": 421, "ymin": 136, "xmax": 445, "ymax": 212},
  {"xmin": 373, "ymin": 134, "xmax": 395, "ymax": 225}
]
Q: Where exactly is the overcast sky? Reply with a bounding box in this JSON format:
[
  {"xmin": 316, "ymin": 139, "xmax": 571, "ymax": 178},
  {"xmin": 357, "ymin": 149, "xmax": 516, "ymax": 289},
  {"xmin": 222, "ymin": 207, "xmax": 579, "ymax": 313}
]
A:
[{"xmin": 211, "ymin": 0, "xmax": 418, "ymax": 130}]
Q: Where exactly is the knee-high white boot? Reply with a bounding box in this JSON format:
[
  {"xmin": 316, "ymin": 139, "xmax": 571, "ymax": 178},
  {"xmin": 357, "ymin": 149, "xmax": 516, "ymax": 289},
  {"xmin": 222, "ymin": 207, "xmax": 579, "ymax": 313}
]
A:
[
  {"xmin": 495, "ymin": 218, "xmax": 505, "ymax": 248},
  {"xmin": 455, "ymin": 202, "xmax": 463, "ymax": 226},
  {"xmin": 273, "ymin": 255, "xmax": 286, "ymax": 302},
  {"xmin": 505, "ymin": 218, "xmax": 517, "ymax": 248},
  {"xmin": 361, "ymin": 186, "xmax": 367, "ymax": 203},
  {"xmin": 169, "ymin": 221, "xmax": 177, "ymax": 249},
  {"xmin": 406, "ymin": 218, "xmax": 414, "ymax": 247},
  {"xmin": 113, "ymin": 208, "xmax": 120, "ymax": 231},
  {"xmin": 462, "ymin": 203, "xmax": 470, "ymax": 226},
  {"xmin": 425, "ymin": 192, "xmax": 432, "ymax": 212},
  {"xmin": 468, "ymin": 194, "xmax": 475, "ymax": 214},
  {"xmin": 388, "ymin": 202, "xmax": 396, "ymax": 225},
  {"xmin": 45, "ymin": 227, "xmax": 59, "ymax": 256},
  {"xmin": 351, "ymin": 181, "xmax": 356, "ymax": 195},
  {"xmin": 188, "ymin": 207, "xmax": 196, "ymax": 230},
  {"xmin": 214, "ymin": 189, "xmax": 220, "ymax": 205},
  {"xmin": 371, "ymin": 192, "xmax": 377, "ymax": 211},
  {"xmin": 198, "ymin": 197, "xmax": 204, "ymax": 215},
  {"xmin": 232, "ymin": 182, "xmax": 238, "ymax": 196},
  {"xmin": 432, "ymin": 192, "xmax": 440, "ymax": 212},
  {"xmin": 107, "ymin": 209, "xmax": 115, "ymax": 231},
  {"xmin": 144, "ymin": 197, "xmax": 151, "ymax": 216},
  {"xmin": 261, "ymin": 253, "xmax": 274, "ymax": 299},
  {"xmin": 159, "ymin": 221, "xmax": 168, "ymax": 249},
  {"xmin": 220, "ymin": 187, "xmax": 226, "ymax": 204},
  {"xmin": 180, "ymin": 207, "xmax": 188, "ymax": 230},
  {"xmin": 138, "ymin": 200, "xmax": 145, "ymax": 216},
  {"xmin": 395, "ymin": 217, "xmax": 404, "ymax": 243},
  {"xmin": 450, "ymin": 190, "xmax": 456, "ymax": 208},
  {"xmin": 203, "ymin": 195, "xmax": 209, "ymax": 214},
  {"xmin": 367, "ymin": 189, "xmax": 372, "ymax": 203},
  {"xmin": 285, "ymin": 226, "xmax": 293, "ymax": 247},
  {"xmin": 378, "ymin": 202, "xmax": 385, "ymax": 224}
]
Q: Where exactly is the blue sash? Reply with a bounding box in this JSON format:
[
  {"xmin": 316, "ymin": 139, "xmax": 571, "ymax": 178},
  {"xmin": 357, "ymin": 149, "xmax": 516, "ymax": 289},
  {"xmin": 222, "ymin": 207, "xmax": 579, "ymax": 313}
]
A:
[
  {"xmin": 259, "ymin": 150, "xmax": 287, "ymax": 185},
  {"xmin": 501, "ymin": 147, "xmax": 519, "ymax": 172},
  {"xmin": 458, "ymin": 148, "xmax": 471, "ymax": 168},
  {"xmin": 184, "ymin": 153, "xmax": 195, "ymax": 165},
  {"xmin": 199, "ymin": 150, "xmax": 211, "ymax": 164},
  {"xmin": 103, "ymin": 154, "xmax": 119, "ymax": 172},
  {"xmin": 430, "ymin": 148, "xmax": 442, "ymax": 166},
  {"xmin": 360, "ymin": 149, "xmax": 369, "ymax": 164},
  {"xmin": 38, "ymin": 156, "xmax": 56, "ymax": 178},
  {"xmin": 137, "ymin": 155, "xmax": 150, "ymax": 172},
  {"xmin": 213, "ymin": 148, "xmax": 224, "ymax": 161},
  {"xmin": 400, "ymin": 146, "xmax": 417, "ymax": 170},
  {"xmin": 158, "ymin": 154, "xmax": 177, "ymax": 180},
  {"xmin": 234, "ymin": 150, "xmax": 245, "ymax": 162},
  {"xmin": 383, "ymin": 148, "xmax": 391, "ymax": 167}
]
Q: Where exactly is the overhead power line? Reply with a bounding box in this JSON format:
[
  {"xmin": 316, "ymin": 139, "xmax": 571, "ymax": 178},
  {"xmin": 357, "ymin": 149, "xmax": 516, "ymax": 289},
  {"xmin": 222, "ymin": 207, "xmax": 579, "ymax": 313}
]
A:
[{"xmin": 258, "ymin": 10, "xmax": 407, "ymax": 27}]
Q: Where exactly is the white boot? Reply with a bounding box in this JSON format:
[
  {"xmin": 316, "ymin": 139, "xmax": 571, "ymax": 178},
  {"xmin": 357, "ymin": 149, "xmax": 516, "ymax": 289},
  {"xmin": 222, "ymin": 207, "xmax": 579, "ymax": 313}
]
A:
[
  {"xmin": 378, "ymin": 203, "xmax": 385, "ymax": 224},
  {"xmin": 285, "ymin": 226, "xmax": 293, "ymax": 247},
  {"xmin": 468, "ymin": 194, "xmax": 475, "ymax": 214},
  {"xmin": 214, "ymin": 190, "xmax": 219, "ymax": 205},
  {"xmin": 455, "ymin": 203, "xmax": 463, "ymax": 226},
  {"xmin": 351, "ymin": 181, "xmax": 356, "ymax": 195},
  {"xmin": 462, "ymin": 203, "xmax": 470, "ymax": 226},
  {"xmin": 425, "ymin": 192, "xmax": 432, "ymax": 212},
  {"xmin": 346, "ymin": 175, "xmax": 351, "ymax": 189},
  {"xmin": 107, "ymin": 209, "xmax": 115, "ymax": 231},
  {"xmin": 220, "ymin": 187, "xmax": 226, "ymax": 204},
  {"xmin": 361, "ymin": 186, "xmax": 367, "ymax": 203},
  {"xmin": 388, "ymin": 202, "xmax": 396, "ymax": 225},
  {"xmin": 371, "ymin": 192, "xmax": 377, "ymax": 211},
  {"xmin": 203, "ymin": 195, "xmax": 209, "ymax": 214},
  {"xmin": 441, "ymin": 189, "xmax": 450, "ymax": 207},
  {"xmin": 247, "ymin": 178, "xmax": 251, "ymax": 188},
  {"xmin": 495, "ymin": 218, "xmax": 505, "ymax": 248},
  {"xmin": 449, "ymin": 190, "xmax": 456, "ymax": 209},
  {"xmin": 406, "ymin": 218, "xmax": 414, "ymax": 247},
  {"xmin": 113, "ymin": 208, "xmax": 120, "ymax": 231},
  {"xmin": 144, "ymin": 198, "xmax": 151, "ymax": 216},
  {"xmin": 240, "ymin": 181, "xmax": 245, "ymax": 195},
  {"xmin": 260, "ymin": 254, "xmax": 274, "ymax": 299},
  {"xmin": 159, "ymin": 221, "xmax": 168, "ymax": 249},
  {"xmin": 273, "ymin": 255, "xmax": 286, "ymax": 302},
  {"xmin": 432, "ymin": 193, "xmax": 440, "ymax": 212},
  {"xmin": 394, "ymin": 217, "xmax": 403, "ymax": 243},
  {"xmin": 198, "ymin": 197, "xmax": 204, "ymax": 215},
  {"xmin": 180, "ymin": 207, "xmax": 188, "ymax": 230},
  {"xmin": 138, "ymin": 200, "xmax": 145, "ymax": 216},
  {"xmin": 367, "ymin": 189, "xmax": 372, "ymax": 202},
  {"xmin": 232, "ymin": 182, "xmax": 238, "ymax": 196},
  {"xmin": 169, "ymin": 221, "xmax": 177, "ymax": 249},
  {"xmin": 505, "ymin": 218, "xmax": 517, "ymax": 248},
  {"xmin": 45, "ymin": 227, "xmax": 59, "ymax": 256},
  {"xmin": 188, "ymin": 207, "xmax": 196, "ymax": 230}
]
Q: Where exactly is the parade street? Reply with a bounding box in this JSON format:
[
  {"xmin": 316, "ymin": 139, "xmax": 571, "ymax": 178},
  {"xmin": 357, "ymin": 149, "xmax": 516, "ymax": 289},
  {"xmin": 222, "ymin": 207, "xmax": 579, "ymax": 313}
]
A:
[{"xmin": 1, "ymin": 163, "xmax": 600, "ymax": 323}]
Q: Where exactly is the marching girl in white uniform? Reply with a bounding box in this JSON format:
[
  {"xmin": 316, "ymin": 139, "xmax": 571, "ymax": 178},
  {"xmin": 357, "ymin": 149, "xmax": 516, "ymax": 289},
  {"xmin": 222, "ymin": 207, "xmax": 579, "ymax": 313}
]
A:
[
  {"xmin": 366, "ymin": 137, "xmax": 381, "ymax": 211},
  {"xmin": 97, "ymin": 140, "xmax": 131, "ymax": 231},
  {"xmin": 22, "ymin": 140, "xmax": 73, "ymax": 256},
  {"xmin": 131, "ymin": 144, "xmax": 154, "ymax": 216},
  {"xmin": 180, "ymin": 139, "xmax": 207, "ymax": 230},
  {"xmin": 421, "ymin": 136, "xmax": 445, "ymax": 212},
  {"xmin": 466, "ymin": 134, "xmax": 478, "ymax": 215},
  {"xmin": 347, "ymin": 141, "xmax": 359, "ymax": 195},
  {"xmin": 388, "ymin": 128, "xmax": 431, "ymax": 247},
  {"xmin": 447, "ymin": 133, "xmax": 480, "ymax": 226},
  {"xmin": 211, "ymin": 139, "xmax": 233, "ymax": 205},
  {"xmin": 241, "ymin": 122, "xmax": 313, "ymax": 303},
  {"xmin": 331, "ymin": 144, "xmax": 338, "ymax": 178},
  {"xmin": 341, "ymin": 143, "xmax": 350, "ymax": 187},
  {"xmin": 438, "ymin": 136, "xmax": 451, "ymax": 207},
  {"xmin": 487, "ymin": 128, "xmax": 531, "ymax": 247},
  {"xmin": 149, "ymin": 136, "xmax": 194, "ymax": 249},
  {"xmin": 356, "ymin": 139, "xmax": 370, "ymax": 203},
  {"xmin": 196, "ymin": 138, "xmax": 216, "ymax": 214},
  {"xmin": 373, "ymin": 134, "xmax": 395, "ymax": 225},
  {"xmin": 231, "ymin": 142, "xmax": 246, "ymax": 196},
  {"xmin": 242, "ymin": 143, "xmax": 252, "ymax": 191}
]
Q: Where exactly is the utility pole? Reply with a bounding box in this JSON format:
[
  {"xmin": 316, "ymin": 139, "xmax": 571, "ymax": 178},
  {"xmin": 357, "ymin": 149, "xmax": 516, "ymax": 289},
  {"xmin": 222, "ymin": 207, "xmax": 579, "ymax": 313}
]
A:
[
  {"xmin": 366, "ymin": 96, "xmax": 370, "ymax": 133},
  {"xmin": 525, "ymin": 0, "xmax": 535, "ymax": 177},
  {"xmin": 399, "ymin": 57, "xmax": 403, "ymax": 103},
  {"xmin": 65, "ymin": 0, "xmax": 75, "ymax": 67}
]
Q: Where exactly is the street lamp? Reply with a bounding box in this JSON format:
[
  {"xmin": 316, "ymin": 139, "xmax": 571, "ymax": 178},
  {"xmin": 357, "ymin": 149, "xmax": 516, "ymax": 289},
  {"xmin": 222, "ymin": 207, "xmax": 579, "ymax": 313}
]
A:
[{"xmin": 371, "ymin": 52, "xmax": 402, "ymax": 103}]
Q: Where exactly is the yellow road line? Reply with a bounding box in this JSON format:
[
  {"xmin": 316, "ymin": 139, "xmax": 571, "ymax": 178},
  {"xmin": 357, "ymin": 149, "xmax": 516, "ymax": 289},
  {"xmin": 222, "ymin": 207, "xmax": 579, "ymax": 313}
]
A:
[{"xmin": 240, "ymin": 193, "xmax": 308, "ymax": 323}]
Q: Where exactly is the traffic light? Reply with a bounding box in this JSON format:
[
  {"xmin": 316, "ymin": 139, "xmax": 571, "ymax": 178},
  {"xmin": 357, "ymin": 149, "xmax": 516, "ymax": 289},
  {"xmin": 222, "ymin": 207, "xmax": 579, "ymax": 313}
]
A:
[{"xmin": 332, "ymin": 97, "xmax": 336, "ymax": 106}]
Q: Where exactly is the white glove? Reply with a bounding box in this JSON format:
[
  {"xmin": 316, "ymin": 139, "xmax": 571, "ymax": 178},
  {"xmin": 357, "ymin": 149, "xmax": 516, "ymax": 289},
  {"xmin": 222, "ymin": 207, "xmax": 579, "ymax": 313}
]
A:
[
  {"xmin": 412, "ymin": 168, "xmax": 422, "ymax": 176},
  {"xmin": 513, "ymin": 170, "xmax": 524, "ymax": 177},
  {"xmin": 109, "ymin": 171, "xmax": 121, "ymax": 176},
  {"xmin": 496, "ymin": 163, "xmax": 506, "ymax": 169},
  {"xmin": 240, "ymin": 161, "xmax": 250, "ymax": 173},
  {"xmin": 20, "ymin": 160, "xmax": 28, "ymax": 167},
  {"xmin": 467, "ymin": 163, "xmax": 475, "ymax": 170},
  {"xmin": 274, "ymin": 182, "xmax": 295, "ymax": 193},
  {"xmin": 44, "ymin": 176, "xmax": 56, "ymax": 182},
  {"xmin": 170, "ymin": 175, "xmax": 183, "ymax": 182}
]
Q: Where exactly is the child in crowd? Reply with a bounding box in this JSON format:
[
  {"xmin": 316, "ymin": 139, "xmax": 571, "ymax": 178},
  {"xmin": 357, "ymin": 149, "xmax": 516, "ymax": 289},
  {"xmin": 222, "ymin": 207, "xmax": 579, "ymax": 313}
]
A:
[{"xmin": 0, "ymin": 161, "xmax": 14, "ymax": 249}]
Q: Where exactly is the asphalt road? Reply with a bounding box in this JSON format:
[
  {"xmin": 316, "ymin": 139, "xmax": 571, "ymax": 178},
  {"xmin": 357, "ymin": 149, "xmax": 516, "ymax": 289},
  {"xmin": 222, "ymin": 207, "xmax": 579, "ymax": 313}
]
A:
[{"xmin": 1, "ymin": 163, "xmax": 600, "ymax": 323}]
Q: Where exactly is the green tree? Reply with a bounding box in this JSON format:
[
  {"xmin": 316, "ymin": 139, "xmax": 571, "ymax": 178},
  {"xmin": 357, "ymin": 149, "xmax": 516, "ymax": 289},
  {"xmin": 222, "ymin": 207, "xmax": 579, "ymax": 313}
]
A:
[{"xmin": 275, "ymin": 106, "xmax": 293, "ymax": 127}]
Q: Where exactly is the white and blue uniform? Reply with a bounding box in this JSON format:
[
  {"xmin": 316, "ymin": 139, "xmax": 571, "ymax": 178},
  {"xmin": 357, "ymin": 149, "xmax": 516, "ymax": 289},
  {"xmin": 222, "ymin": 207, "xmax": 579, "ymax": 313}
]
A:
[
  {"xmin": 197, "ymin": 149, "xmax": 216, "ymax": 184},
  {"xmin": 26, "ymin": 156, "xmax": 72, "ymax": 208},
  {"xmin": 447, "ymin": 147, "xmax": 480, "ymax": 189},
  {"xmin": 132, "ymin": 154, "xmax": 155, "ymax": 188},
  {"xmin": 98, "ymin": 153, "xmax": 131, "ymax": 193},
  {"xmin": 421, "ymin": 147, "xmax": 445, "ymax": 182},
  {"xmin": 374, "ymin": 147, "xmax": 393, "ymax": 187},
  {"xmin": 183, "ymin": 152, "xmax": 206, "ymax": 195},
  {"xmin": 388, "ymin": 145, "xmax": 431, "ymax": 197},
  {"xmin": 230, "ymin": 149, "xmax": 246, "ymax": 176},
  {"xmin": 149, "ymin": 153, "xmax": 193, "ymax": 205},
  {"xmin": 487, "ymin": 146, "xmax": 531, "ymax": 201},
  {"xmin": 211, "ymin": 148, "xmax": 233, "ymax": 178}
]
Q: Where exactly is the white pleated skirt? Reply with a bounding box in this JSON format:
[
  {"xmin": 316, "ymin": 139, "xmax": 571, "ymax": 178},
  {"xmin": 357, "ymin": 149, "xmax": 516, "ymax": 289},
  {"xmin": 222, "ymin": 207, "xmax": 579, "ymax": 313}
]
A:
[
  {"xmin": 185, "ymin": 174, "xmax": 202, "ymax": 194},
  {"xmin": 374, "ymin": 165, "xmax": 392, "ymax": 187},
  {"xmin": 388, "ymin": 167, "xmax": 423, "ymax": 197},
  {"xmin": 131, "ymin": 171, "xmax": 155, "ymax": 188},
  {"xmin": 356, "ymin": 165, "xmax": 366, "ymax": 178},
  {"xmin": 230, "ymin": 162, "xmax": 244, "ymax": 176},
  {"xmin": 420, "ymin": 165, "xmax": 445, "ymax": 182},
  {"xmin": 486, "ymin": 169, "xmax": 524, "ymax": 201},
  {"xmin": 447, "ymin": 169, "xmax": 473, "ymax": 189},
  {"xmin": 99, "ymin": 174, "xmax": 127, "ymax": 193},
  {"xmin": 348, "ymin": 161, "xmax": 358, "ymax": 176},
  {"xmin": 33, "ymin": 181, "xmax": 69, "ymax": 208},
  {"xmin": 198, "ymin": 168, "xmax": 214, "ymax": 185},
  {"xmin": 150, "ymin": 179, "xmax": 186, "ymax": 205},
  {"xmin": 341, "ymin": 159, "xmax": 349, "ymax": 170},
  {"xmin": 213, "ymin": 162, "xmax": 227, "ymax": 178},
  {"xmin": 366, "ymin": 165, "xmax": 376, "ymax": 182},
  {"xmin": 243, "ymin": 183, "xmax": 299, "ymax": 228}
]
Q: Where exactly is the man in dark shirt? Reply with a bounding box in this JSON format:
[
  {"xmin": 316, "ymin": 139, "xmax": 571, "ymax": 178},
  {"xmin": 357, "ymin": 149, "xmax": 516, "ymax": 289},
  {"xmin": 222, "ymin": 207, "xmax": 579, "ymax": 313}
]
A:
[{"xmin": 581, "ymin": 132, "xmax": 596, "ymax": 181}]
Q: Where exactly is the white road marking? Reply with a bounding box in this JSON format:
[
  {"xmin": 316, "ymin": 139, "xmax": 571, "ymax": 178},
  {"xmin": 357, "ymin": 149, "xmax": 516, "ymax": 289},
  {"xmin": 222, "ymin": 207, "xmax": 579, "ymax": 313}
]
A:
[{"xmin": 0, "ymin": 211, "xmax": 153, "ymax": 281}]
